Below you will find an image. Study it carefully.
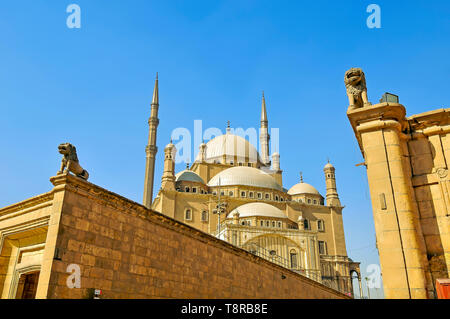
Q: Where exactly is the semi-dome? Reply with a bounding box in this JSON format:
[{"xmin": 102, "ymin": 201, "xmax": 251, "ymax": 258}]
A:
[
  {"xmin": 227, "ymin": 202, "xmax": 287, "ymax": 219},
  {"xmin": 195, "ymin": 133, "xmax": 261, "ymax": 163},
  {"xmin": 175, "ymin": 170, "xmax": 205, "ymax": 184},
  {"xmin": 288, "ymin": 182, "xmax": 321, "ymax": 196},
  {"xmin": 208, "ymin": 166, "xmax": 282, "ymax": 191}
]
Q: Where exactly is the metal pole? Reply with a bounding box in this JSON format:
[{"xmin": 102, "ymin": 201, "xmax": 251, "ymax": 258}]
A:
[
  {"xmin": 365, "ymin": 277, "xmax": 371, "ymax": 299},
  {"xmin": 217, "ymin": 177, "xmax": 221, "ymax": 237}
]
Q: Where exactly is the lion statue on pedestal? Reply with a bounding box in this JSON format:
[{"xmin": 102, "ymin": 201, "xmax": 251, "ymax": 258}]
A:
[
  {"xmin": 57, "ymin": 143, "xmax": 89, "ymax": 180},
  {"xmin": 345, "ymin": 68, "xmax": 371, "ymax": 110}
]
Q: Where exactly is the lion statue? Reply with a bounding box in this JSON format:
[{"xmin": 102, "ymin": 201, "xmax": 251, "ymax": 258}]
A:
[
  {"xmin": 344, "ymin": 68, "xmax": 371, "ymax": 110},
  {"xmin": 57, "ymin": 143, "xmax": 89, "ymax": 180}
]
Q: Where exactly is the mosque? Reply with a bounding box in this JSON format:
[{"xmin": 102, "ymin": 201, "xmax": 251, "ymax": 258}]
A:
[{"xmin": 145, "ymin": 75, "xmax": 361, "ymax": 295}]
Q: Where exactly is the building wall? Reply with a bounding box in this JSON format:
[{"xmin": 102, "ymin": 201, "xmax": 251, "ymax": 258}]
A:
[
  {"xmin": 1, "ymin": 174, "xmax": 348, "ymax": 299},
  {"xmin": 348, "ymin": 103, "xmax": 450, "ymax": 299}
]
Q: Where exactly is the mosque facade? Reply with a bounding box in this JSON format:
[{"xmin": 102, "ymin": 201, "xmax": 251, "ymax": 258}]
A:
[{"xmin": 146, "ymin": 77, "xmax": 361, "ymax": 295}]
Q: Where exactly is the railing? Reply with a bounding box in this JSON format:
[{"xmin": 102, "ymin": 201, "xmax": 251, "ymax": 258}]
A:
[{"xmin": 216, "ymin": 229, "xmax": 322, "ymax": 283}]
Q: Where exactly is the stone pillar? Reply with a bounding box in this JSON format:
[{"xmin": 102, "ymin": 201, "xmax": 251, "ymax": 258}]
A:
[{"xmin": 348, "ymin": 103, "xmax": 430, "ymax": 299}]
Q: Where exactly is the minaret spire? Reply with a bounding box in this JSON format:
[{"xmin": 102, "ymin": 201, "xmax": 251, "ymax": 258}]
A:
[
  {"xmin": 143, "ymin": 73, "xmax": 160, "ymax": 208},
  {"xmin": 261, "ymin": 91, "xmax": 268, "ymax": 124},
  {"xmin": 259, "ymin": 91, "xmax": 270, "ymax": 165},
  {"xmin": 152, "ymin": 72, "xmax": 159, "ymax": 105}
]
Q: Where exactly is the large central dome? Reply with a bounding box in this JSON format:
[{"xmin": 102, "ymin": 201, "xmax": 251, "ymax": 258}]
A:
[
  {"xmin": 227, "ymin": 202, "xmax": 288, "ymax": 219},
  {"xmin": 195, "ymin": 133, "xmax": 261, "ymax": 164},
  {"xmin": 208, "ymin": 166, "xmax": 282, "ymax": 191}
]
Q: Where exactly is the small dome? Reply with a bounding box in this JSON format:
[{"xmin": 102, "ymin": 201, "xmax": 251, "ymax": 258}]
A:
[
  {"xmin": 227, "ymin": 202, "xmax": 287, "ymax": 219},
  {"xmin": 324, "ymin": 162, "xmax": 334, "ymax": 169},
  {"xmin": 175, "ymin": 170, "xmax": 205, "ymax": 184},
  {"xmin": 195, "ymin": 133, "xmax": 261, "ymax": 163},
  {"xmin": 165, "ymin": 142, "xmax": 175, "ymax": 150},
  {"xmin": 288, "ymin": 182, "xmax": 321, "ymax": 196},
  {"xmin": 208, "ymin": 166, "xmax": 282, "ymax": 191}
]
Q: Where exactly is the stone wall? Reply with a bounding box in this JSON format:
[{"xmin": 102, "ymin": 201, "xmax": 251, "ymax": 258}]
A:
[{"xmin": 46, "ymin": 174, "xmax": 347, "ymax": 299}]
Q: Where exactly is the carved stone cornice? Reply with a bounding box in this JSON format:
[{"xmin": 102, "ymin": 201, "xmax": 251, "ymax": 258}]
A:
[
  {"xmin": 0, "ymin": 192, "xmax": 54, "ymax": 218},
  {"xmin": 407, "ymin": 108, "xmax": 450, "ymax": 132},
  {"xmin": 347, "ymin": 103, "xmax": 408, "ymax": 155}
]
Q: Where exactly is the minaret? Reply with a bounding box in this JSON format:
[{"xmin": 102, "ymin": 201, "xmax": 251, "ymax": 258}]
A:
[
  {"xmin": 161, "ymin": 141, "xmax": 176, "ymax": 190},
  {"xmin": 143, "ymin": 73, "xmax": 159, "ymax": 208},
  {"xmin": 272, "ymin": 152, "xmax": 280, "ymax": 171},
  {"xmin": 199, "ymin": 140, "xmax": 207, "ymax": 162},
  {"xmin": 324, "ymin": 161, "xmax": 341, "ymax": 207},
  {"xmin": 260, "ymin": 91, "xmax": 270, "ymax": 166}
]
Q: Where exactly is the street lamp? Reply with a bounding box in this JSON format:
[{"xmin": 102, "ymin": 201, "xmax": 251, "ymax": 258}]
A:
[{"xmin": 365, "ymin": 277, "xmax": 371, "ymax": 299}]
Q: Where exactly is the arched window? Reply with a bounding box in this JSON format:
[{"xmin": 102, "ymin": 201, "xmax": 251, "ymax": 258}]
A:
[
  {"xmin": 307, "ymin": 199, "xmax": 311, "ymax": 204},
  {"xmin": 241, "ymin": 191, "xmax": 246, "ymax": 198},
  {"xmin": 277, "ymin": 221, "xmax": 282, "ymax": 228},
  {"xmin": 248, "ymin": 192, "xmax": 254, "ymax": 198},
  {"xmin": 303, "ymin": 219, "xmax": 310, "ymax": 230},
  {"xmin": 229, "ymin": 191, "xmax": 234, "ymax": 197},
  {"xmin": 192, "ymin": 187, "xmax": 197, "ymax": 193},
  {"xmin": 265, "ymin": 193, "xmax": 270, "ymax": 200},
  {"xmin": 290, "ymin": 250, "xmax": 298, "ymax": 269},
  {"xmin": 272, "ymin": 221, "xmax": 275, "ymax": 227},
  {"xmin": 201, "ymin": 211, "xmax": 208, "ymax": 222},
  {"xmin": 185, "ymin": 209, "xmax": 192, "ymax": 221},
  {"xmin": 318, "ymin": 241, "xmax": 327, "ymax": 255},
  {"xmin": 257, "ymin": 193, "xmax": 262, "ymax": 199},
  {"xmin": 275, "ymin": 195, "xmax": 279, "ymax": 201},
  {"xmin": 185, "ymin": 187, "xmax": 190, "ymax": 192},
  {"xmin": 318, "ymin": 220, "xmax": 325, "ymax": 231}
]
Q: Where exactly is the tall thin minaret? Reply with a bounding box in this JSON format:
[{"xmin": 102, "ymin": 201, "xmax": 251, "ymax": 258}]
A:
[
  {"xmin": 324, "ymin": 161, "xmax": 341, "ymax": 207},
  {"xmin": 260, "ymin": 91, "xmax": 270, "ymax": 166},
  {"xmin": 143, "ymin": 73, "xmax": 159, "ymax": 208}
]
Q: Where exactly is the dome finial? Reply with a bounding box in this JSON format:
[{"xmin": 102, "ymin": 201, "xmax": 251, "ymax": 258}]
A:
[
  {"xmin": 300, "ymin": 172, "xmax": 303, "ymax": 183},
  {"xmin": 186, "ymin": 163, "xmax": 190, "ymax": 170},
  {"xmin": 226, "ymin": 120, "xmax": 231, "ymax": 133}
]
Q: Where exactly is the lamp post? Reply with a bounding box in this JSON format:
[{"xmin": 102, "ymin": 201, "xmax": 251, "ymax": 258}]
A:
[
  {"xmin": 365, "ymin": 277, "xmax": 371, "ymax": 299},
  {"xmin": 213, "ymin": 177, "xmax": 227, "ymax": 239}
]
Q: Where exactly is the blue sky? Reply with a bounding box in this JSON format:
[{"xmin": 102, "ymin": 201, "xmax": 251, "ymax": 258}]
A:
[{"xmin": 1, "ymin": 1, "xmax": 449, "ymax": 298}]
